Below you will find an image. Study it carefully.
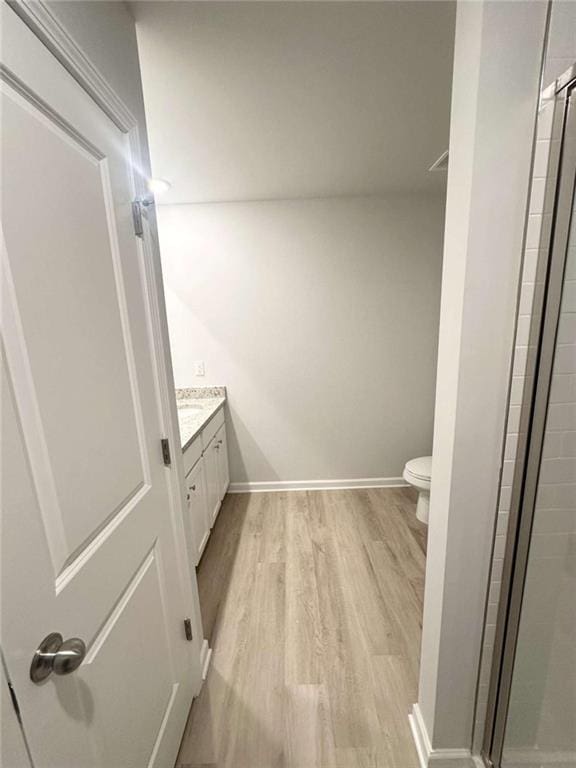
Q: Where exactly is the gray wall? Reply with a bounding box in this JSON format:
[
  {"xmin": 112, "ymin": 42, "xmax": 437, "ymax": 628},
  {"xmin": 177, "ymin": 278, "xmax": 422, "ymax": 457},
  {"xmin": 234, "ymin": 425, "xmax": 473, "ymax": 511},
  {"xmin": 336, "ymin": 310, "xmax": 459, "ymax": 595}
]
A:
[
  {"xmin": 159, "ymin": 194, "xmax": 445, "ymax": 484},
  {"xmin": 417, "ymin": 0, "xmax": 548, "ymax": 754}
]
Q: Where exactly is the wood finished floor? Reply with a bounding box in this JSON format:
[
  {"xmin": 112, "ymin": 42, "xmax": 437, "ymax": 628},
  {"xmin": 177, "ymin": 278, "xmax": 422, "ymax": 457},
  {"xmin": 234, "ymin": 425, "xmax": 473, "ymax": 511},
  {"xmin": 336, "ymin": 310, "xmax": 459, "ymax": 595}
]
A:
[{"xmin": 176, "ymin": 488, "xmax": 427, "ymax": 768}]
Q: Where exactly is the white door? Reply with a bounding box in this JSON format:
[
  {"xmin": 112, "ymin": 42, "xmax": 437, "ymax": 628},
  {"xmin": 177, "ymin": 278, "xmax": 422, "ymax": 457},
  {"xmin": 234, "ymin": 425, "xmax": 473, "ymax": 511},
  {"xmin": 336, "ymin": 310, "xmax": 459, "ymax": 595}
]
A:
[
  {"xmin": 1, "ymin": 662, "xmax": 31, "ymax": 768},
  {"xmin": 1, "ymin": 9, "xmax": 199, "ymax": 768},
  {"xmin": 215, "ymin": 424, "xmax": 230, "ymax": 500},
  {"xmin": 186, "ymin": 459, "xmax": 210, "ymax": 565}
]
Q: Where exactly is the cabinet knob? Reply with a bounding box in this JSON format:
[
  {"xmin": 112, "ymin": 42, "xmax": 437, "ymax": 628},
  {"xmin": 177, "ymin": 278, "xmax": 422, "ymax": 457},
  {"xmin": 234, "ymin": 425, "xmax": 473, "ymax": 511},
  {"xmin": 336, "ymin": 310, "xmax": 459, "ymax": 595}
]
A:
[
  {"xmin": 190, "ymin": 484, "xmax": 196, "ymax": 491},
  {"xmin": 186, "ymin": 493, "xmax": 190, "ymax": 501}
]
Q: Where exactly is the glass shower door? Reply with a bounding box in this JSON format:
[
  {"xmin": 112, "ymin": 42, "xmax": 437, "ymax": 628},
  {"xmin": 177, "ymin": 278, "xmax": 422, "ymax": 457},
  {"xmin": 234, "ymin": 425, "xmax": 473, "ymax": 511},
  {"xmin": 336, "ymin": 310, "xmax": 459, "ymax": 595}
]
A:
[{"xmin": 500, "ymin": 80, "xmax": 576, "ymax": 768}]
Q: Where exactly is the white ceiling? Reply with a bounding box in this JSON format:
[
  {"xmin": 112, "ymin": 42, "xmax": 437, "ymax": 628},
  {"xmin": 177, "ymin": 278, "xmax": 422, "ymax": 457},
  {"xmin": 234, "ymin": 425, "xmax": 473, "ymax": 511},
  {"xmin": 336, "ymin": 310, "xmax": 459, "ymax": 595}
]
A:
[{"xmin": 133, "ymin": 1, "xmax": 455, "ymax": 205}]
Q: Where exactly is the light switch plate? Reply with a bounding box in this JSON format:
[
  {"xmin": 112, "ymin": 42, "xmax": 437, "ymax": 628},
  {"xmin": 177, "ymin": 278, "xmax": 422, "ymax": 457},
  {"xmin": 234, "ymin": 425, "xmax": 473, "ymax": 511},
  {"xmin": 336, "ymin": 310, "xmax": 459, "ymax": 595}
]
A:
[{"xmin": 194, "ymin": 360, "xmax": 205, "ymax": 376}]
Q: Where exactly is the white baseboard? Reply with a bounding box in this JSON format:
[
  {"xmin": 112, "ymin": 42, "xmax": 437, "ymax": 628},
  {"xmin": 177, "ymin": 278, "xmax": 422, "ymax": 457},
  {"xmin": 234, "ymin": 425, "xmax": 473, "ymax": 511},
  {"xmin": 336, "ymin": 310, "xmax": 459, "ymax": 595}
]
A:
[
  {"xmin": 201, "ymin": 647, "xmax": 212, "ymax": 681},
  {"xmin": 199, "ymin": 639, "xmax": 212, "ymax": 682},
  {"xmin": 228, "ymin": 477, "xmax": 407, "ymax": 493},
  {"xmin": 409, "ymin": 704, "xmax": 477, "ymax": 768},
  {"xmin": 409, "ymin": 703, "xmax": 432, "ymax": 768}
]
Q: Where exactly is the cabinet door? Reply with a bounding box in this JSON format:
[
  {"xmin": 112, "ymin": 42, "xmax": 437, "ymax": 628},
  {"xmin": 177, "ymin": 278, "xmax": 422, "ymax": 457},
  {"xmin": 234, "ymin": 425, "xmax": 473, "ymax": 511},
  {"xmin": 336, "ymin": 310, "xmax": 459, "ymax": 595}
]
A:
[
  {"xmin": 204, "ymin": 437, "xmax": 221, "ymax": 526},
  {"xmin": 186, "ymin": 459, "xmax": 210, "ymax": 565},
  {"xmin": 215, "ymin": 424, "xmax": 230, "ymax": 500}
]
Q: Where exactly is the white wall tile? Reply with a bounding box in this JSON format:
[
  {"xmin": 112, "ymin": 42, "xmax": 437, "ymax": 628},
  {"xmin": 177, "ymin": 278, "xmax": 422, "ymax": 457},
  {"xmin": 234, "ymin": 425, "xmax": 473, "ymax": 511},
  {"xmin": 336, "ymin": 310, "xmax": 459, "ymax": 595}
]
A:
[
  {"xmin": 529, "ymin": 177, "xmax": 546, "ymax": 213},
  {"xmin": 505, "ymin": 432, "xmax": 519, "ymax": 460},
  {"xmin": 554, "ymin": 345, "xmax": 576, "ymax": 374},
  {"xmin": 498, "ymin": 484, "xmax": 512, "ymax": 512},
  {"xmin": 562, "ymin": 430, "xmax": 576, "ymax": 456},
  {"xmin": 561, "ymin": 280, "xmax": 576, "ymax": 312},
  {"xmin": 549, "ymin": 373, "xmax": 576, "ymax": 402},
  {"xmin": 540, "ymin": 457, "xmax": 576, "ymax": 484},
  {"xmin": 547, "ymin": 402, "xmax": 576, "ymax": 431},
  {"xmin": 532, "ymin": 507, "xmax": 576, "ymax": 534},
  {"xmin": 501, "ymin": 459, "xmax": 516, "ymax": 486},
  {"xmin": 542, "ymin": 430, "xmax": 563, "ymax": 457},
  {"xmin": 532, "ymin": 139, "xmax": 551, "ymax": 178},
  {"xmin": 510, "ymin": 375, "xmax": 526, "ymax": 405},
  {"xmin": 557, "ymin": 312, "xmax": 576, "ymax": 343},
  {"xmin": 496, "ymin": 511, "xmax": 509, "ymax": 535}
]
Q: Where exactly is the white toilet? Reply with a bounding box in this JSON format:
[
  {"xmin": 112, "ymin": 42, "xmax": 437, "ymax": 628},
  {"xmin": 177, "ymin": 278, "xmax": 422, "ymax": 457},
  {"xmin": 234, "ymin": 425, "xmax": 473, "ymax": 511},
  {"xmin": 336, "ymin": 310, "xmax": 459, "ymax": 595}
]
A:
[{"xmin": 403, "ymin": 456, "xmax": 432, "ymax": 524}]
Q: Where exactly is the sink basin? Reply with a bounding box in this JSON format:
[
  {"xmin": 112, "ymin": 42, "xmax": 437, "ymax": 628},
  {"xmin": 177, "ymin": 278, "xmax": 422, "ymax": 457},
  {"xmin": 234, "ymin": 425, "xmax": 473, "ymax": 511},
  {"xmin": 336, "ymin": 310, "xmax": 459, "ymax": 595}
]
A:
[{"xmin": 179, "ymin": 402, "xmax": 204, "ymax": 412}]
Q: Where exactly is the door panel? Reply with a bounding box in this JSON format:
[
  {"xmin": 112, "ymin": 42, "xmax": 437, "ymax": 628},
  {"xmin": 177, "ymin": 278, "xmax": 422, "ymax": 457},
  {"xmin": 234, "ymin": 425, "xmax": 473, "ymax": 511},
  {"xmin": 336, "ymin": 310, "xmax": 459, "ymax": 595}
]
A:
[
  {"xmin": 2, "ymin": 83, "xmax": 145, "ymax": 573},
  {"xmin": 81, "ymin": 551, "xmax": 174, "ymax": 768},
  {"xmin": 1, "ymin": 8, "xmax": 199, "ymax": 768}
]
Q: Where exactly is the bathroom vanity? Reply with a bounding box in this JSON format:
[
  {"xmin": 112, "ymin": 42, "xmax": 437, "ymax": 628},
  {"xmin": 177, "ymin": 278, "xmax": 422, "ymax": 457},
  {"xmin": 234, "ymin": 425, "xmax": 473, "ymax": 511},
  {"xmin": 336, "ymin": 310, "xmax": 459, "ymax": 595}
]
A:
[{"xmin": 176, "ymin": 388, "xmax": 229, "ymax": 565}]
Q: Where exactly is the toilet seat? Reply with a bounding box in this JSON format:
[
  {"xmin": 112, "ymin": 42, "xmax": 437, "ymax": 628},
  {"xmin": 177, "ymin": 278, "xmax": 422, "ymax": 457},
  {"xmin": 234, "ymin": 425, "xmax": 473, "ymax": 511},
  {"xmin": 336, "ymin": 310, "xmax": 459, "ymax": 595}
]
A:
[{"xmin": 404, "ymin": 456, "xmax": 432, "ymax": 483}]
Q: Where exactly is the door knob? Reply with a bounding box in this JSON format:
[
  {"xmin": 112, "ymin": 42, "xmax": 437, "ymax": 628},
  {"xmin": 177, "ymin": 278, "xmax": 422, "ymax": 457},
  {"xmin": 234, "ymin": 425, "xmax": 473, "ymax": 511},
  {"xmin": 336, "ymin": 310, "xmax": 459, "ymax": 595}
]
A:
[{"xmin": 30, "ymin": 632, "xmax": 86, "ymax": 683}]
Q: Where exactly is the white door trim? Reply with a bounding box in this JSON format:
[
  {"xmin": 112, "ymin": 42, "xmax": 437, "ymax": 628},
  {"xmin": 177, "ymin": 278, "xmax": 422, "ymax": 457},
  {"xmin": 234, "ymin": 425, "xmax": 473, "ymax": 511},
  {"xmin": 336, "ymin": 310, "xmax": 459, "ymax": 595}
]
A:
[
  {"xmin": 6, "ymin": 0, "xmax": 204, "ymax": 670},
  {"xmin": 7, "ymin": 0, "xmax": 136, "ymax": 131}
]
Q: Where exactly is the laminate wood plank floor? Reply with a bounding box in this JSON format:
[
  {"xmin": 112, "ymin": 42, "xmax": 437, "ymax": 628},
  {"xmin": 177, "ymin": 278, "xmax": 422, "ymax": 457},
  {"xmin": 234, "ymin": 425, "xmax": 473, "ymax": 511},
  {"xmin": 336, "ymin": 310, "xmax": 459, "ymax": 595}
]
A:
[{"xmin": 176, "ymin": 488, "xmax": 427, "ymax": 768}]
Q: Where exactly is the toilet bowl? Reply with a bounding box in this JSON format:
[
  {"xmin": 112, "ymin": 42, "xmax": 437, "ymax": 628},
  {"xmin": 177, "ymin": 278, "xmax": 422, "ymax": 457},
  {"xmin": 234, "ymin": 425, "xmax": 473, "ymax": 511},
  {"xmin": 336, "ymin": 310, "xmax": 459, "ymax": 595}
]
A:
[{"xmin": 403, "ymin": 456, "xmax": 432, "ymax": 524}]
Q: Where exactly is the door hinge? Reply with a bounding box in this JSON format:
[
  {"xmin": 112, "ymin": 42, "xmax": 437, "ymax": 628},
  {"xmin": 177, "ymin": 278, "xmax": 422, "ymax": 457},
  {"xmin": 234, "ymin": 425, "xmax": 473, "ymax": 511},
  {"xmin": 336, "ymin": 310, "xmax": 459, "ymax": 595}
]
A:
[
  {"xmin": 131, "ymin": 196, "xmax": 154, "ymax": 239},
  {"xmin": 184, "ymin": 618, "xmax": 193, "ymax": 642},
  {"xmin": 131, "ymin": 200, "xmax": 144, "ymax": 238},
  {"xmin": 7, "ymin": 680, "xmax": 22, "ymax": 725},
  {"xmin": 161, "ymin": 438, "xmax": 171, "ymax": 467}
]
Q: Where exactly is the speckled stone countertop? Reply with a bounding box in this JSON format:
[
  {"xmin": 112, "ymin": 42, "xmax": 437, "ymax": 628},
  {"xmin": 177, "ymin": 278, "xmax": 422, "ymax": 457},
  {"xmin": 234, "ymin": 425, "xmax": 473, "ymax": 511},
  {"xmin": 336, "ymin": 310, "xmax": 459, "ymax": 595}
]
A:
[{"xmin": 175, "ymin": 387, "xmax": 226, "ymax": 451}]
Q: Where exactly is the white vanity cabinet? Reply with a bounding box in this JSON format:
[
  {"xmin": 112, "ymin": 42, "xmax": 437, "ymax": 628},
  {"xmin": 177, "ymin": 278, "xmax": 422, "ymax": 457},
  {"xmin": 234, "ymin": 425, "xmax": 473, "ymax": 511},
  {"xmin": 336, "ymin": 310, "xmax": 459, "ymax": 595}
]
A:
[{"xmin": 181, "ymin": 406, "xmax": 230, "ymax": 565}]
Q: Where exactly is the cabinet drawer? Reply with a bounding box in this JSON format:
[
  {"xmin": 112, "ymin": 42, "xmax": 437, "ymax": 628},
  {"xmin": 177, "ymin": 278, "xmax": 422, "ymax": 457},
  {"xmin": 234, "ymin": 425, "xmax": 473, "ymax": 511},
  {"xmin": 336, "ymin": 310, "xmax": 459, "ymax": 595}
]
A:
[
  {"xmin": 201, "ymin": 407, "xmax": 225, "ymax": 451},
  {"xmin": 183, "ymin": 435, "xmax": 202, "ymax": 476}
]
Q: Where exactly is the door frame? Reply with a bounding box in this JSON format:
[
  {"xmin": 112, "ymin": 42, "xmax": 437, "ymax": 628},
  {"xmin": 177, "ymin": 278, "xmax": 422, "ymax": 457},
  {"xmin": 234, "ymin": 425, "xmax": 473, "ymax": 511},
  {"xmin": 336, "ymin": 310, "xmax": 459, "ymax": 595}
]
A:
[
  {"xmin": 5, "ymin": 0, "xmax": 204, "ymax": 682},
  {"xmin": 482, "ymin": 64, "xmax": 576, "ymax": 767}
]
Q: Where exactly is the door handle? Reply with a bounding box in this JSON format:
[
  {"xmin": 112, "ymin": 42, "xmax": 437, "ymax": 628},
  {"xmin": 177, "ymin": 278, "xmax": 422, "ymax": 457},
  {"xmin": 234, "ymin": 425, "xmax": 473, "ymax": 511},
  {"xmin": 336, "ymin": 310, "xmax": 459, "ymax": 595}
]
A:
[{"xmin": 30, "ymin": 632, "xmax": 86, "ymax": 683}]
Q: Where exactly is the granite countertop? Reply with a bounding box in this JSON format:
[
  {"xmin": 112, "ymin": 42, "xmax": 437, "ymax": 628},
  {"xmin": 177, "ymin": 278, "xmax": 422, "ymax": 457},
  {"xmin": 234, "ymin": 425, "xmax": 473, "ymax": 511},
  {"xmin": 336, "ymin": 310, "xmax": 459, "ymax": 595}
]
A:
[{"xmin": 175, "ymin": 386, "xmax": 226, "ymax": 451}]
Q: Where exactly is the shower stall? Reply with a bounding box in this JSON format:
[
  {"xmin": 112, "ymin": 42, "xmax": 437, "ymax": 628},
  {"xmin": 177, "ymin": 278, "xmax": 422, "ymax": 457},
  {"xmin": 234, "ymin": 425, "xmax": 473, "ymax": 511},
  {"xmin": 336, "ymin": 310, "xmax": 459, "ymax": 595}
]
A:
[{"xmin": 482, "ymin": 64, "xmax": 576, "ymax": 768}]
